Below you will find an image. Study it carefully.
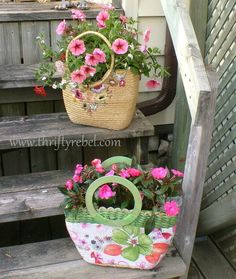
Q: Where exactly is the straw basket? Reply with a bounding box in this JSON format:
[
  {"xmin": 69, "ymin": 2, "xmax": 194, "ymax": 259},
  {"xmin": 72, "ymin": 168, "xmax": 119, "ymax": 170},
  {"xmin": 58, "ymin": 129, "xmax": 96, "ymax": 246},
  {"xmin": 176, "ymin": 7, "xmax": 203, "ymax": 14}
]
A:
[
  {"xmin": 63, "ymin": 31, "xmax": 139, "ymax": 130},
  {"xmin": 65, "ymin": 156, "xmax": 176, "ymax": 270}
]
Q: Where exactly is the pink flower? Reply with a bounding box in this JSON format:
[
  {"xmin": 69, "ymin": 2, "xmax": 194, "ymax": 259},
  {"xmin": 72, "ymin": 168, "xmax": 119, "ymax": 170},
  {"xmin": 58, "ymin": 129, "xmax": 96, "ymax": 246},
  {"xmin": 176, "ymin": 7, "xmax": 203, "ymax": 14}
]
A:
[
  {"xmin": 127, "ymin": 168, "xmax": 142, "ymax": 177},
  {"xmin": 93, "ymin": 48, "xmax": 106, "ymax": 63},
  {"xmin": 71, "ymin": 9, "xmax": 86, "ymax": 21},
  {"xmin": 112, "ymin": 38, "xmax": 129, "ymax": 55},
  {"xmin": 164, "ymin": 201, "xmax": 180, "ymax": 216},
  {"xmin": 96, "ymin": 10, "xmax": 109, "ymax": 23},
  {"xmin": 101, "ymin": 4, "xmax": 114, "ymax": 10},
  {"xmin": 151, "ymin": 167, "xmax": 168, "ymax": 180},
  {"xmin": 85, "ymin": 53, "xmax": 99, "ymax": 66},
  {"xmin": 97, "ymin": 21, "xmax": 106, "ymax": 29},
  {"xmin": 71, "ymin": 69, "xmax": 86, "ymax": 84},
  {"xmin": 56, "ymin": 20, "xmax": 67, "ymax": 35},
  {"xmin": 105, "ymin": 170, "xmax": 115, "ymax": 176},
  {"xmin": 171, "ymin": 169, "xmax": 184, "ymax": 177},
  {"xmin": 55, "ymin": 60, "xmax": 65, "ymax": 76},
  {"xmin": 65, "ymin": 179, "xmax": 73, "ymax": 190},
  {"xmin": 119, "ymin": 14, "xmax": 128, "ymax": 24},
  {"xmin": 139, "ymin": 44, "xmax": 147, "ymax": 53},
  {"xmin": 69, "ymin": 39, "xmax": 86, "ymax": 56},
  {"xmin": 112, "ymin": 164, "xmax": 118, "ymax": 171},
  {"xmin": 119, "ymin": 80, "xmax": 126, "ymax": 87},
  {"xmin": 73, "ymin": 89, "xmax": 84, "ymax": 100},
  {"xmin": 91, "ymin": 159, "xmax": 101, "ymax": 167},
  {"xmin": 145, "ymin": 79, "xmax": 160, "ymax": 89},
  {"xmin": 73, "ymin": 175, "xmax": 83, "ymax": 183},
  {"xmin": 80, "ymin": 65, "xmax": 96, "ymax": 77},
  {"xmin": 144, "ymin": 27, "xmax": 151, "ymax": 43},
  {"xmin": 96, "ymin": 163, "xmax": 105, "ymax": 174},
  {"xmin": 98, "ymin": 184, "xmax": 116, "ymax": 199},
  {"xmin": 75, "ymin": 164, "xmax": 83, "ymax": 175},
  {"xmin": 119, "ymin": 169, "xmax": 130, "ymax": 178}
]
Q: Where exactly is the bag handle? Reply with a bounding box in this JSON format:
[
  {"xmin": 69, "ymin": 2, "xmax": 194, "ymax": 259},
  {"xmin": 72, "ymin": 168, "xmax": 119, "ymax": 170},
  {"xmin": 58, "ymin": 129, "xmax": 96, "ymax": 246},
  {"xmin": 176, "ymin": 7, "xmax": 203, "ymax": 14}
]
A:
[
  {"xmin": 66, "ymin": 31, "xmax": 115, "ymax": 88},
  {"xmin": 102, "ymin": 156, "xmax": 132, "ymax": 169},
  {"xmin": 85, "ymin": 175, "xmax": 142, "ymax": 227}
]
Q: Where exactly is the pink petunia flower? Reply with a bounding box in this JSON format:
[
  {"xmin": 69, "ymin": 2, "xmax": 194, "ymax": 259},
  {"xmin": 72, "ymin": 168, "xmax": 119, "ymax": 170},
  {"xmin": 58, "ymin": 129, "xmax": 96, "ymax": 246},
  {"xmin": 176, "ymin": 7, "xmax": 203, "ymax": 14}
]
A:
[
  {"xmin": 96, "ymin": 163, "xmax": 105, "ymax": 174},
  {"xmin": 139, "ymin": 44, "xmax": 147, "ymax": 53},
  {"xmin": 151, "ymin": 167, "xmax": 168, "ymax": 180},
  {"xmin": 98, "ymin": 184, "xmax": 116, "ymax": 199},
  {"xmin": 145, "ymin": 79, "xmax": 160, "ymax": 89},
  {"xmin": 97, "ymin": 21, "xmax": 106, "ymax": 29},
  {"xmin": 127, "ymin": 168, "xmax": 142, "ymax": 177},
  {"xmin": 144, "ymin": 27, "xmax": 151, "ymax": 43},
  {"xmin": 91, "ymin": 159, "xmax": 101, "ymax": 167},
  {"xmin": 105, "ymin": 170, "xmax": 115, "ymax": 176},
  {"xmin": 112, "ymin": 38, "xmax": 129, "ymax": 55},
  {"xmin": 119, "ymin": 14, "xmax": 128, "ymax": 24},
  {"xmin": 73, "ymin": 174, "xmax": 83, "ymax": 183},
  {"xmin": 171, "ymin": 169, "xmax": 184, "ymax": 177},
  {"xmin": 96, "ymin": 10, "xmax": 109, "ymax": 23},
  {"xmin": 56, "ymin": 20, "xmax": 67, "ymax": 35},
  {"xmin": 75, "ymin": 164, "xmax": 83, "ymax": 175},
  {"xmin": 73, "ymin": 89, "xmax": 84, "ymax": 100},
  {"xmin": 93, "ymin": 48, "xmax": 106, "ymax": 63},
  {"xmin": 71, "ymin": 69, "xmax": 86, "ymax": 84},
  {"xmin": 55, "ymin": 60, "xmax": 65, "ymax": 76},
  {"xmin": 65, "ymin": 179, "xmax": 73, "ymax": 190},
  {"xmin": 71, "ymin": 9, "xmax": 86, "ymax": 21},
  {"xmin": 69, "ymin": 39, "xmax": 86, "ymax": 56},
  {"xmin": 80, "ymin": 65, "xmax": 96, "ymax": 77},
  {"xmin": 85, "ymin": 53, "xmax": 99, "ymax": 66},
  {"xmin": 164, "ymin": 201, "xmax": 180, "ymax": 216},
  {"xmin": 119, "ymin": 169, "xmax": 130, "ymax": 178}
]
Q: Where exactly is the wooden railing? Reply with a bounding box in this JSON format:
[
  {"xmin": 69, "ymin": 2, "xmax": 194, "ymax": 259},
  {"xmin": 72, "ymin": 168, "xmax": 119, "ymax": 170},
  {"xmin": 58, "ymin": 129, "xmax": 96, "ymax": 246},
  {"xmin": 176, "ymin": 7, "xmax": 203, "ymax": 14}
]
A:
[{"xmin": 160, "ymin": 1, "xmax": 218, "ymax": 278}]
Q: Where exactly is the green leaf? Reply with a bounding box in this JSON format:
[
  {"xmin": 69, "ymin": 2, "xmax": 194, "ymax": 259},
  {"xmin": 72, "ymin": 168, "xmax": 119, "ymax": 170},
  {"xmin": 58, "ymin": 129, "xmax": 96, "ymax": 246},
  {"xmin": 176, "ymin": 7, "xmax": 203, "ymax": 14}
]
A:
[
  {"xmin": 121, "ymin": 200, "xmax": 129, "ymax": 209},
  {"xmin": 58, "ymin": 186, "xmax": 68, "ymax": 196},
  {"xmin": 158, "ymin": 185, "xmax": 169, "ymax": 195},
  {"xmin": 143, "ymin": 189, "xmax": 154, "ymax": 199},
  {"xmin": 144, "ymin": 215, "xmax": 156, "ymax": 235},
  {"xmin": 138, "ymin": 234, "xmax": 153, "ymax": 255},
  {"xmin": 123, "ymin": 225, "xmax": 140, "ymax": 237},
  {"xmin": 121, "ymin": 246, "xmax": 139, "ymax": 261},
  {"xmin": 112, "ymin": 229, "xmax": 129, "ymax": 245}
]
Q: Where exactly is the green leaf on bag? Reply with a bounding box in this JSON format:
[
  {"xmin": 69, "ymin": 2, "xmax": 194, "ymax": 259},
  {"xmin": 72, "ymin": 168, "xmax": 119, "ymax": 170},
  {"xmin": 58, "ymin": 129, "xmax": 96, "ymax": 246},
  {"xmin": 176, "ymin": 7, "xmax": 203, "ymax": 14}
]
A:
[{"xmin": 144, "ymin": 215, "xmax": 156, "ymax": 235}]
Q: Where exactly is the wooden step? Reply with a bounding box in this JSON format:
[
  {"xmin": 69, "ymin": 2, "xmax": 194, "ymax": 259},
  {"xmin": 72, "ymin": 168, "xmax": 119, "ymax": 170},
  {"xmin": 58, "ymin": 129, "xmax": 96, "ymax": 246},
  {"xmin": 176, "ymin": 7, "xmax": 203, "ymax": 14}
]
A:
[
  {"xmin": 0, "ymin": 110, "xmax": 154, "ymax": 150},
  {"xmin": 0, "ymin": 170, "xmax": 71, "ymax": 223},
  {"xmin": 0, "ymin": 238, "xmax": 186, "ymax": 278}
]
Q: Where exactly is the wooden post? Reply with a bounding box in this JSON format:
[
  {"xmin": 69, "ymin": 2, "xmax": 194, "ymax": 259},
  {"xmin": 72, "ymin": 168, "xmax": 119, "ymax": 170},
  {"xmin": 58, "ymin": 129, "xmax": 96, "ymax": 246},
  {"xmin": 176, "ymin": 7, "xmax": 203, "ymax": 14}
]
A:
[{"xmin": 112, "ymin": 0, "xmax": 122, "ymax": 8}]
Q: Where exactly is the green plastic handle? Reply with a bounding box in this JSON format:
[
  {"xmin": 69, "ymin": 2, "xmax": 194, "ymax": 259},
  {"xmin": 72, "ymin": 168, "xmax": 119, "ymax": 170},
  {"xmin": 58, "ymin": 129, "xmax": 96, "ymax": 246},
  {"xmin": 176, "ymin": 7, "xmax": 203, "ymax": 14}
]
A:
[
  {"xmin": 102, "ymin": 156, "xmax": 132, "ymax": 169},
  {"xmin": 85, "ymin": 175, "xmax": 142, "ymax": 227}
]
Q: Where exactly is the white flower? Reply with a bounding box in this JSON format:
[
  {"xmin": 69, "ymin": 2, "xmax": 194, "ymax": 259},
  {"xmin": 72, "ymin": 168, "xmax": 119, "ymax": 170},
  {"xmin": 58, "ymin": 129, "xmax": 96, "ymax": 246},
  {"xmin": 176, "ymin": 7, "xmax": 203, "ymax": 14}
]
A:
[
  {"xmin": 42, "ymin": 51, "xmax": 46, "ymax": 55},
  {"xmin": 52, "ymin": 84, "xmax": 58, "ymax": 89},
  {"xmin": 61, "ymin": 79, "xmax": 67, "ymax": 85},
  {"xmin": 128, "ymin": 53, "xmax": 133, "ymax": 59},
  {"xmin": 42, "ymin": 76, "xmax": 47, "ymax": 81},
  {"xmin": 55, "ymin": 60, "xmax": 65, "ymax": 76},
  {"xmin": 41, "ymin": 40, "xmax": 45, "ymax": 44},
  {"xmin": 130, "ymin": 44, "xmax": 134, "ymax": 50}
]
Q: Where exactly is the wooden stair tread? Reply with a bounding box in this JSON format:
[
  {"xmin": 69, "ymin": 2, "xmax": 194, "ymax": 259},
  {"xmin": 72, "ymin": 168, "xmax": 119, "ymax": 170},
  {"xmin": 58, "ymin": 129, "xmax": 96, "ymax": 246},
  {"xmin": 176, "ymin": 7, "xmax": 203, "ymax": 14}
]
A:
[
  {"xmin": 0, "ymin": 170, "xmax": 71, "ymax": 222},
  {"xmin": 0, "ymin": 110, "xmax": 154, "ymax": 150},
  {"xmin": 0, "ymin": 238, "xmax": 186, "ymax": 279}
]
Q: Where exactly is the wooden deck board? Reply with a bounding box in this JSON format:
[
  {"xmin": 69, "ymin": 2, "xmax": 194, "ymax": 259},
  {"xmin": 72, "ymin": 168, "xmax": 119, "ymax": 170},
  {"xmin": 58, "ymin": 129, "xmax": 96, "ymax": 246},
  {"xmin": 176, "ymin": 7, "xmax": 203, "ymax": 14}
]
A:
[
  {"xmin": 0, "ymin": 238, "xmax": 186, "ymax": 278},
  {"xmin": 0, "ymin": 110, "xmax": 154, "ymax": 150}
]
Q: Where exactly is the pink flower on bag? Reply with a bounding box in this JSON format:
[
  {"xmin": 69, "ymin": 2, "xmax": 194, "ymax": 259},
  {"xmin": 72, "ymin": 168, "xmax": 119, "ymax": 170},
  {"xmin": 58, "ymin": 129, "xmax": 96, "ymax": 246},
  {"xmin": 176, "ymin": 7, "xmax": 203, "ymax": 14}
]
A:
[
  {"xmin": 56, "ymin": 20, "xmax": 67, "ymax": 35},
  {"xmin": 97, "ymin": 21, "xmax": 106, "ymax": 29},
  {"xmin": 69, "ymin": 39, "xmax": 86, "ymax": 56},
  {"xmin": 112, "ymin": 38, "xmax": 129, "ymax": 55},
  {"xmin": 75, "ymin": 164, "xmax": 83, "ymax": 175},
  {"xmin": 73, "ymin": 175, "xmax": 83, "ymax": 183},
  {"xmin": 85, "ymin": 54, "xmax": 99, "ymax": 66},
  {"xmin": 71, "ymin": 9, "xmax": 86, "ymax": 21},
  {"xmin": 164, "ymin": 201, "xmax": 180, "ymax": 216},
  {"xmin": 171, "ymin": 169, "xmax": 184, "ymax": 177},
  {"xmin": 98, "ymin": 184, "xmax": 116, "ymax": 199},
  {"xmin": 93, "ymin": 48, "xmax": 106, "ymax": 63},
  {"xmin": 80, "ymin": 65, "xmax": 96, "ymax": 77},
  {"xmin": 144, "ymin": 27, "xmax": 151, "ymax": 43},
  {"xmin": 119, "ymin": 169, "xmax": 130, "ymax": 178},
  {"xmin": 145, "ymin": 79, "xmax": 160, "ymax": 89},
  {"xmin": 127, "ymin": 168, "xmax": 142, "ymax": 177},
  {"xmin": 119, "ymin": 14, "xmax": 128, "ymax": 24},
  {"xmin": 71, "ymin": 69, "xmax": 86, "ymax": 83},
  {"xmin": 74, "ymin": 89, "xmax": 84, "ymax": 100},
  {"xmin": 55, "ymin": 60, "xmax": 65, "ymax": 76},
  {"xmin": 91, "ymin": 159, "xmax": 101, "ymax": 167},
  {"xmin": 112, "ymin": 164, "xmax": 118, "ymax": 171},
  {"xmin": 96, "ymin": 10, "xmax": 109, "ymax": 24},
  {"xmin": 105, "ymin": 170, "xmax": 115, "ymax": 176},
  {"xmin": 65, "ymin": 179, "xmax": 73, "ymax": 190},
  {"xmin": 151, "ymin": 167, "xmax": 168, "ymax": 180}
]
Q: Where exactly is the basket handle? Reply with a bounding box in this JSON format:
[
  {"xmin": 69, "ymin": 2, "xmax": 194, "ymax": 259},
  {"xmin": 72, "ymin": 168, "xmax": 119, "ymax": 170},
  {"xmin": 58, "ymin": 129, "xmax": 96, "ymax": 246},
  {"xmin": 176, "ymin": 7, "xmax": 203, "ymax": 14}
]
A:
[
  {"xmin": 85, "ymin": 175, "xmax": 142, "ymax": 227},
  {"xmin": 102, "ymin": 156, "xmax": 132, "ymax": 169},
  {"xmin": 65, "ymin": 31, "xmax": 115, "ymax": 88}
]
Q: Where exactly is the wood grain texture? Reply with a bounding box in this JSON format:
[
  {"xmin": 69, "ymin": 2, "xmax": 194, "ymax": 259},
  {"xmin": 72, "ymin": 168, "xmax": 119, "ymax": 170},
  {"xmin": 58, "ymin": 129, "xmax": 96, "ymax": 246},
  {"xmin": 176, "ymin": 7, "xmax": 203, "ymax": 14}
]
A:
[
  {"xmin": 192, "ymin": 237, "xmax": 236, "ymax": 278},
  {"xmin": 160, "ymin": 0, "xmax": 211, "ymax": 123},
  {"xmin": 0, "ymin": 238, "xmax": 186, "ymax": 278},
  {"xmin": 174, "ymin": 67, "xmax": 218, "ymax": 279},
  {"xmin": 0, "ymin": 170, "xmax": 71, "ymax": 222},
  {"xmin": 0, "ymin": 110, "xmax": 154, "ymax": 150}
]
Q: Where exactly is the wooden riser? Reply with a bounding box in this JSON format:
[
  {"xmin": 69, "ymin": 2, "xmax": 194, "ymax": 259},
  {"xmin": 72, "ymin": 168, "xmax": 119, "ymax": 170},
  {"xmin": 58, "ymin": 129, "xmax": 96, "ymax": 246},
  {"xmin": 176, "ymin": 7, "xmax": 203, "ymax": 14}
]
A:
[{"xmin": 0, "ymin": 238, "xmax": 186, "ymax": 278}]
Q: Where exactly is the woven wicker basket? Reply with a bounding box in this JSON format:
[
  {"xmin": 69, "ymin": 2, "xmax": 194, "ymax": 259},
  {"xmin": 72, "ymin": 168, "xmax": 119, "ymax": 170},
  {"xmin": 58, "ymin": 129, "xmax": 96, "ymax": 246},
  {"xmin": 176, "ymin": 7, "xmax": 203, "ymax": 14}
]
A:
[
  {"xmin": 65, "ymin": 156, "xmax": 177, "ymax": 269},
  {"xmin": 63, "ymin": 31, "xmax": 139, "ymax": 130}
]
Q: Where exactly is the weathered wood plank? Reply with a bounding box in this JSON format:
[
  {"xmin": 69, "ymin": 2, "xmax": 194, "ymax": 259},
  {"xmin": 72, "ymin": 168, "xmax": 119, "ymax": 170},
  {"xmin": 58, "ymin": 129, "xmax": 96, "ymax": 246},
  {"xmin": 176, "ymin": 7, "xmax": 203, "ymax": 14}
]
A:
[
  {"xmin": 197, "ymin": 190, "xmax": 236, "ymax": 235},
  {"xmin": 0, "ymin": 238, "xmax": 186, "ymax": 278},
  {"xmin": 0, "ymin": 110, "xmax": 154, "ymax": 150},
  {"xmin": 174, "ymin": 67, "xmax": 217, "ymax": 279},
  {"xmin": 0, "ymin": 170, "xmax": 71, "ymax": 222},
  {"xmin": 192, "ymin": 237, "xmax": 236, "ymax": 278},
  {"xmin": 188, "ymin": 261, "xmax": 204, "ymax": 279},
  {"xmin": 161, "ymin": 0, "xmax": 211, "ymax": 123}
]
